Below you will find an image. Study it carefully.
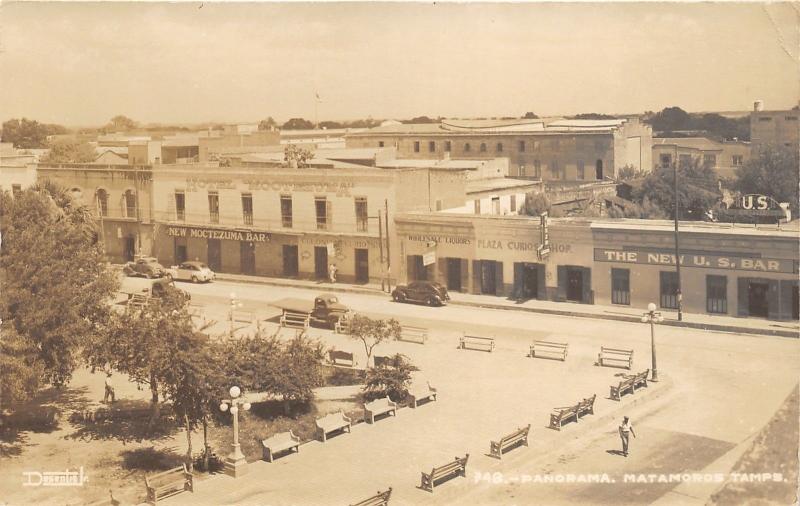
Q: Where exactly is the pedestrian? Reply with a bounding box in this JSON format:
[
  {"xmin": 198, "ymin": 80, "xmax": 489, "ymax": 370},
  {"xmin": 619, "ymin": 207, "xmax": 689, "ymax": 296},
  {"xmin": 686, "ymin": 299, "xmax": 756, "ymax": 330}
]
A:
[
  {"xmin": 619, "ymin": 416, "xmax": 636, "ymax": 457},
  {"xmin": 103, "ymin": 372, "xmax": 116, "ymax": 404},
  {"xmin": 329, "ymin": 263, "xmax": 337, "ymax": 283}
]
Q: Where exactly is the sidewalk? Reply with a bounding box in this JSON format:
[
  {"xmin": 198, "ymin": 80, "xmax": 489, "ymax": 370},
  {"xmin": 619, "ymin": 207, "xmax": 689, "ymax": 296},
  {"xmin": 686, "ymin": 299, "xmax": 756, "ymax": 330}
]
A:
[{"xmin": 214, "ymin": 273, "xmax": 799, "ymax": 338}]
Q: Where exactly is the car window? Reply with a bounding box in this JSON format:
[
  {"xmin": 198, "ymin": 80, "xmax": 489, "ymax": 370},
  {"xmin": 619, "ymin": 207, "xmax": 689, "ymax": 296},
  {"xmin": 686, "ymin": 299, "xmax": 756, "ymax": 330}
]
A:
[{"xmin": 408, "ymin": 282, "xmax": 419, "ymax": 290}]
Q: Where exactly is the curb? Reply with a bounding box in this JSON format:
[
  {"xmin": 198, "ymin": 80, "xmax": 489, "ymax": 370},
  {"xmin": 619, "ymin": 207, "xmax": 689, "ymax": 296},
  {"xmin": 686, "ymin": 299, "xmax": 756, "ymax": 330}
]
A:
[{"xmin": 215, "ymin": 275, "xmax": 799, "ymax": 339}]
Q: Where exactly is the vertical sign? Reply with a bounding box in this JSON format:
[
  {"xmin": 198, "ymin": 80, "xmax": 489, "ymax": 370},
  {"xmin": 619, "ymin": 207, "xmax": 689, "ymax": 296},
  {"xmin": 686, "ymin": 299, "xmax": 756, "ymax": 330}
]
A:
[
  {"xmin": 538, "ymin": 212, "xmax": 550, "ymax": 260},
  {"xmin": 423, "ymin": 240, "xmax": 436, "ymax": 266}
]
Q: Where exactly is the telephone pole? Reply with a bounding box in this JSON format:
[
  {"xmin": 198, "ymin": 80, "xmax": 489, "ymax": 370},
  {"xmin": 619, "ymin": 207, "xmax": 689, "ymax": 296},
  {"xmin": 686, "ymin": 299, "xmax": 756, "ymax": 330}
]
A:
[
  {"xmin": 385, "ymin": 199, "xmax": 391, "ymax": 293},
  {"xmin": 673, "ymin": 163, "xmax": 683, "ymax": 321}
]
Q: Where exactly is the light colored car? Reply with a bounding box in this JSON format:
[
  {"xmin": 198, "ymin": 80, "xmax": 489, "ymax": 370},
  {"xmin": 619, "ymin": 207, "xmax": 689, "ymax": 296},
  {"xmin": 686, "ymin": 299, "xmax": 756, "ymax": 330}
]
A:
[{"xmin": 167, "ymin": 261, "xmax": 215, "ymax": 283}]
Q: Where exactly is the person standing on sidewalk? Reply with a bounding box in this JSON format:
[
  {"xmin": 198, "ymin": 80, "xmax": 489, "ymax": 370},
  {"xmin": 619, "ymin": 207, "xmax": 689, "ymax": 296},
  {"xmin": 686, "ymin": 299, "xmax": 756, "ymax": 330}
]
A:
[
  {"xmin": 619, "ymin": 416, "xmax": 636, "ymax": 456},
  {"xmin": 103, "ymin": 372, "xmax": 116, "ymax": 404},
  {"xmin": 329, "ymin": 263, "xmax": 337, "ymax": 283}
]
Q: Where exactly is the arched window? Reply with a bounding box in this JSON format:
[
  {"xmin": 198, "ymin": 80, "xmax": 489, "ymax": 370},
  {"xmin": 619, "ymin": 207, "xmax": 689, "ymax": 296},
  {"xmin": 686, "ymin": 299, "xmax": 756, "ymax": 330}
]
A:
[
  {"xmin": 96, "ymin": 189, "xmax": 109, "ymax": 217},
  {"xmin": 123, "ymin": 189, "xmax": 137, "ymax": 218}
]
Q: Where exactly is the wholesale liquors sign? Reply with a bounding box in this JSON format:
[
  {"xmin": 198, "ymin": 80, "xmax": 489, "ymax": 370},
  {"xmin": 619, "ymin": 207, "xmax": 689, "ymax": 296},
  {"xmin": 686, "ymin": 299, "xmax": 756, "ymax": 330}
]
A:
[{"xmin": 594, "ymin": 248, "xmax": 795, "ymax": 273}]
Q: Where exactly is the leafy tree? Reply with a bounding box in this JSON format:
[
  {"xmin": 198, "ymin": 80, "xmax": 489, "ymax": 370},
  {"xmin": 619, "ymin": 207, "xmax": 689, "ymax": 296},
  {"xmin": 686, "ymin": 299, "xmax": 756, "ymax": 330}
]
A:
[
  {"xmin": 258, "ymin": 117, "xmax": 277, "ymax": 130},
  {"xmin": 521, "ymin": 192, "xmax": 551, "ymax": 216},
  {"xmin": 270, "ymin": 333, "xmax": 325, "ymax": 412},
  {"xmin": 349, "ymin": 315, "xmax": 401, "ymax": 368},
  {"xmin": 632, "ymin": 159, "xmax": 721, "ymax": 220},
  {"xmin": 284, "ymin": 144, "xmax": 314, "ymax": 168},
  {"xmin": 523, "ymin": 112, "xmax": 539, "ymax": 119},
  {"xmin": 617, "ymin": 164, "xmax": 646, "ymax": 181},
  {"xmin": 646, "ymin": 107, "xmax": 749, "ymax": 141},
  {"xmin": 0, "ymin": 184, "xmax": 116, "ymax": 402},
  {"xmin": 405, "ymin": 116, "xmax": 438, "ymax": 124},
  {"xmin": 568, "ymin": 113, "xmax": 617, "ymax": 120},
  {"xmin": 1, "ymin": 118, "xmax": 66, "ymax": 148},
  {"xmin": 107, "ymin": 115, "xmax": 137, "ymax": 131},
  {"xmin": 0, "ymin": 324, "xmax": 43, "ymax": 411},
  {"xmin": 730, "ymin": 145, "xmax": 799, "ymax": 215},
  {"xmin": 281, "ymin": 118, "xmax": 315, "ymax": 130},
  {"xmin": 43, "ymin": 139, "xmax": 97, "ymax": 163},
  {"xmin": 363, "ymin": 353, "xmax": 418, "ymax": 402},
  {"xmin": 605, "ymin": 198, "xmax": 668, "ymax": 219}
]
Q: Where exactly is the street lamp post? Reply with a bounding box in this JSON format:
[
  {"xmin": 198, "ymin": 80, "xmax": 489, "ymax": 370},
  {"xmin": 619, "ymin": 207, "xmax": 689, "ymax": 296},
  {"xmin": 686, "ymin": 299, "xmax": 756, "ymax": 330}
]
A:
[
  {"xmin": 229, "ymin": 292, "xmax": 243, "ymax": 338},
  {"xmin": 641, "ymin": 302, "xmax": 664, "ymax": 382},
  {"xmin": 219, "ymin": 386, "xmax": 251, "ymax": 478}
]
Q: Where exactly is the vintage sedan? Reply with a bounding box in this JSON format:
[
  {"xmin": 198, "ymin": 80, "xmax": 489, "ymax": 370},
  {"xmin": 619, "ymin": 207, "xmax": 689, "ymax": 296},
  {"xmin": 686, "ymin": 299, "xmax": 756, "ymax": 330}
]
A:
[
  {"xmin": 123, "ymin": 257, "xmax": 169, "ymax": 279},
  {"xmin": 167, "ymin": 261, "xmax": 216, "ymax": 283},
  {"xmin": 391, "ymin": 281, "xmax": 450, "ymax": 306}
]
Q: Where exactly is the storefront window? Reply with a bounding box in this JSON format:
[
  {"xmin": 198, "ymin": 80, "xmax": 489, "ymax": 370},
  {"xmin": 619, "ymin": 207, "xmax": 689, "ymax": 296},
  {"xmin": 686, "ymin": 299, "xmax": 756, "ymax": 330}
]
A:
[
  {"xmin": 208, "ymin": 192, "xmax": 219, "ymax": 224},
  {"xmin": 611, "ymin": 268, "xmax": 630, "ymax": 305},
  {"xmin": 706, "ymin": 275, "xmax": 727, "ymax": 314},
  {"xmin": 660, "ymin": 271, "xmax": 679, "ymax": 309},
  {"xmin": 281, "ymin": 195, "xmax": 292, "ymax": 228}
]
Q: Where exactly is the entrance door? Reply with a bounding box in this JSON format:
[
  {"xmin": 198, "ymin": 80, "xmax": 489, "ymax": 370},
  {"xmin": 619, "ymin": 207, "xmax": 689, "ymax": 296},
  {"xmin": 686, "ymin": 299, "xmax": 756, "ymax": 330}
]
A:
[
  {"xmin": 407, "ymin": 255, "xmax": 426, "ymax": 281},
  {"xmin": 240, "ymin": 242, "xmax": 255, "ymax": 275},
  {"xmin": 314, "ymin": 246, "xmax": 328, "ymax": 279},
  {"xmin": 207, "ymin": 239, "xmax": 221, "ymax": 272},
  {"xmin": 175, "ymin": 242, "xmax": 187, "ymax": 265},
  {"xmin": 524, "ymin": 265, "xmax": 539, "ymax": 299},
  {"xmin": 595, "ymin": 159, "xmax": 604, "ymax": 180},
  {"xmin": 283, "ymin": 245, "xmax": 299, "ymax": 277},
  {"xmin": 355, "ymin": 248, "xmax": 369, "ymax": 284},
  {"xmin": 748, "ymin": 282, "xmax": 769, "ymax": 318},
  {"xmin": 567, "ymin": 268, "xmax": 583, "ymax": 302},
  {"xmin": 447, "ymin": 258, "xmax": 462, "ymax": 292},
  {"xmin": 480, "ymin": 260, "xmax": 496, "ymax": 295},
  {"xmin": 123, "ymin": 236, "xmax": 136, "ymax": 262}
]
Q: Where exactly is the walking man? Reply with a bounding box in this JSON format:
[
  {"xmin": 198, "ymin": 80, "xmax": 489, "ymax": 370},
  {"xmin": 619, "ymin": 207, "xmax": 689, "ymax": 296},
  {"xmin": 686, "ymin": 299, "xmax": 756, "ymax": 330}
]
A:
[
  {"xmin": 619, "ymin": 416, "xmax": 636, "ymax": 457},
  {"xmin": 329, "ymin": 263, "xmax": 337, "ymax": 283},
  {"xmin": 103, "ymin": 372, "xmax": 116, "ymax": 404}
]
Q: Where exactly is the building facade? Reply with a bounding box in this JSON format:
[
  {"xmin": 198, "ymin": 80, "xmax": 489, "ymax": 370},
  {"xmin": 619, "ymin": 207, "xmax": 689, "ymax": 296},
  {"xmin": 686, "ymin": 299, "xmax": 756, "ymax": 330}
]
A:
[
  {"xmin": 750, "ymin": 105, "xmax": 800, "ymax": 152},
  {"xmin": 652, "ymin": 137, "xmax": 751, "ymax": 179}
]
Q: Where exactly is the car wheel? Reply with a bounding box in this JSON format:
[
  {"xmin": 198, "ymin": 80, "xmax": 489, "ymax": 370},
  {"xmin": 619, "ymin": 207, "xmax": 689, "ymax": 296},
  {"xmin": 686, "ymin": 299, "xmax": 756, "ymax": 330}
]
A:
[
  {"xmin": 427, "ymin": 296, "xmax": 437, "ymax": 307},
  {"xmin": 191, "ymin": 276, "xmax": 199, "ymax": 283},
  {"xmin": 393, "ymin": 292, "xmax": 405, "ymax": 303}
]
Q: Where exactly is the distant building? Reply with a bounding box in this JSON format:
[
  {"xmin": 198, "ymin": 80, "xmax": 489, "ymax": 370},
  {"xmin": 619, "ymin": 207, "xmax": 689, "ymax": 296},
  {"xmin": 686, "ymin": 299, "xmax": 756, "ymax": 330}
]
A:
[
  {"xmin": 750, "ymin": 101, "xmax": 800, "ymax": 152},
  {"xmin": 345, "ymin": 117, "xmax": 653, "ymax": 180},
  {"xmin": 0, "ymin": 142, "xmax": 37, "ymax": 194},
  {"xmin": 652, "ymin": 137, "xmax": 751, "ymax": 178}
]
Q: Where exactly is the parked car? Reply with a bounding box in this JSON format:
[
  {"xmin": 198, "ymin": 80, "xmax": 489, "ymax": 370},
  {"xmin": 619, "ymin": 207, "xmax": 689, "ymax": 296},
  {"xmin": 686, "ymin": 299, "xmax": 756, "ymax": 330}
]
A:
[
  {"xmin": 122, "ymin": 257, "xmax": 169, "ymax": 279},
  {"xmin": 391, "ymin": 281, "xmax": 450, "ymax": 306},
  {"xmin": 167, "ymin": 261, "xmax": 215, "ymax": 283},
  {"xmin": 271, "ymin": 293, "xmax": 352, "ymax": 329}
]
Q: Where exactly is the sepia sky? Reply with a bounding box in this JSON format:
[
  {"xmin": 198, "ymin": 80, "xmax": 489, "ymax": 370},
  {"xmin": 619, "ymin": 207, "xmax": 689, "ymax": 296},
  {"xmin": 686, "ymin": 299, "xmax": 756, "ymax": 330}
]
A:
[{"xmin": 0, "ymin": 2, "xmax": 798, "ymax": 126}]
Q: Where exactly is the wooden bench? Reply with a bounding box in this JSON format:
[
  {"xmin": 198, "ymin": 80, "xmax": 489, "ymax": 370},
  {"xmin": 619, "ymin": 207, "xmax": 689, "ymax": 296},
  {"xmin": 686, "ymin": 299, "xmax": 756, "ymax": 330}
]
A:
[
  {"xmin": 611, "ymin": 369, "xmax": 649, "ymax": 400},
  {"xmin": 128, "ymin": 294, "xmax": 149, "ymax": 311},
  {"xmin": 280, "ymin": 309, "xmax": 310, "ymax": 329},
  {"xmin": 373, "ymin": 355, "xmax": 393, "ymax": 368},
  {"xmin": 632, "ymin": 369, "xmax": 650, "ymax": 389},
  {"xmin": 408, "ymin": 381, "xmax": 437, "ymax": 408},
  {"xmin": 577, "ymin": 394, "xmax": 596, "ymax": 418},
  {"xmin": 420, "ymin": 454, "xmax": 469, "ymax": 492},
  {"xmin": 397, "ymin": 325, "xmax": 428, "ymax": 345},
  {"xmin": 335, "ymin": 316, "xmax": 353, "ymax": 334},
  {"xmin": 529, "ymin": 340, "xmax": 568, "ymax": 361},
  {"xmin": 260, "ymin": 430, "xmax": 301, "ymax": 462},
  {"xmin": 598, "ymin": 347, "xmax": 633, "ymax": 369},
  {"xmin": 489, "ymin": 424, "xmax": 530, "ymax": 459},
  {"xmin": 329, "ymin": 350, "xmax": 356, "ymax": 368},
  {"xmin": 549, "ymin": 404, "xmax": 579, "ymax": 431},
  {"xmin": 144, "ymin": 464, "xmax": 193, "ymax": 505},
  {"xmin": 350, "ymin": 487, "xmax": 392, "ymax": 506},
  {"xmin": 316, "ymin": 410, "xmax": 352, "ymax": 442},
  {"xmin": 364, "ymin": 396, "xmax": 398, "ymax": 424},
  {"xmin": 460, "ymin": 334, "xmax": 495, "ymax": 352}
]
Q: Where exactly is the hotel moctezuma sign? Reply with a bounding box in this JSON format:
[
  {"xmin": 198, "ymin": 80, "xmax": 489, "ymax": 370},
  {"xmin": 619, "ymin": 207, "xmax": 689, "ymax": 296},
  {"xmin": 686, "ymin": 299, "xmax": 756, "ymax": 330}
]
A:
[
  {"xmin": 594, "ymin": 248, "xmax": 795, "ymax": 273},
  {"xmin": 166, "ymin": 225, "xmax": 269, "ymax": 243},
  {"xmin": 184, "ymin": 177, "xmax": 355, "ymax": 196}
]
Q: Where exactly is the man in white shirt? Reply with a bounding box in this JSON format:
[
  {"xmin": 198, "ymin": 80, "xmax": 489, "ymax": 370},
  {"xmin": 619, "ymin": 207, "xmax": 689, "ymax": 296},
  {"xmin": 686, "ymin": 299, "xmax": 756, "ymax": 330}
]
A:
[
  {"xmin": 619, "ymin": 416, "xmax": 636, "ymax": 457},
  {"xmin": 103, "ymin": 372, "xmax": 116, "ymax": 404}
]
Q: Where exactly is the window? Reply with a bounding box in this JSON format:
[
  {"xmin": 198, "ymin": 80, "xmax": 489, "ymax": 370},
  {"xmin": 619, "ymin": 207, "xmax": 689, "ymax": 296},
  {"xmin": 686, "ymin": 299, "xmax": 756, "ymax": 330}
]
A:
[
  {"xmin": 464, "ymin": 143, "xmax": 471, "ymax": 152},
  {"xmin": 315, "ymin": 197, "xmax": 328, "ymax": 230},
  {"xmin": 280, "ymin": 195, "xmax": 292, "ymax": 228},
  {"xmin": 355, "ymin": 197, "xmax": 368, "ymax": 232},
  {"xmin": 510, "ymin": 194, "xmax": 517, "ymax": 212},
  {"xmin": 703, "ymin": 154, "xmax": 716, "ymax": 167},
  {"xmin": 706, "ymin": 275, "xmax": 727, "ymax": 314},
  {"xmin": 491, "ymin": 196, "xmax": 500, "ymax": 214},
  {"xmin": 124, "ymin": 190, "xmax": 137, "ymax": 219},
  {"xmin": 378, "ymin": 141, "xmax": 385, "ymax": 147},
  {"xmin": 496, "ymin": 142, "xmax": 503, "ymax": 153},
  {"xmin": 480, "ymin": 143, "xmax": 487, "ymax": 153},
  {"xmin": 786, "ymin": 116, "xmax": 798, "ymax": 121},
  {"xmin": 174, "ymin": 191, "xmax": 185, "ymax": 221},
  {"xmin": 659, "ymin": 271, "xmax": 679, "ymax": 309},
  {"xmin": 758, "ymin": 117, "xmax": 772, "ymax": 122},
  {"xmin": 678, "ymin": 154, "xmax": 692, "ymax": 167},
  {"xmin": 659, "ymin": 154, "xmax": 672, "ymax": 167},
  {"xmin": 474, "ymin": 200, "xmax": 481, "ymax": 214},
  {"xmin": 533, "ymin": 140, "xmax": 540, "ymax": 151},
  {"xmin": 413, "ymin": 141, "xmax": 420, "ymax": 153},
  {"xmin": 518, "ymin": 140, "xmax": 525, "ymax": 152},
  {"xmin": 519, "ymin": 164, "xmax": 526, "ymax": 176},
  {"xmin": 577, "ymin": 160, "xmax": 585, "ymax": 180},
  {"xmin": 444, "ymin": 140, "xmax": 451, "ymax": 152},
  {"xmin": 533, "ymin": 160, "xmax": 541, "ymax": 178},
  {"xmin": 549, "ymin": 160, "xmax": 559, "ymax": 178},
  {"xmin": 96, "ymin": 189, "xmax": 109, "ymax": 216},
  {"xmin": 611, "ymin": 268, "xmax": 630, "ymax": 305},
  {"xmin": 241, "ymin": 193, "xmax": 253, "ymax": 225},
  {"xmin": 428, "ymin": 141, "xmax": 436, "ymax": 153},
  {"xmin": 208, "ymin": 192, "xmax": 219, "ymax": 224},
  {"xmin": 732, "ymin": 155, "xmax": 743, "ymax": 166}
]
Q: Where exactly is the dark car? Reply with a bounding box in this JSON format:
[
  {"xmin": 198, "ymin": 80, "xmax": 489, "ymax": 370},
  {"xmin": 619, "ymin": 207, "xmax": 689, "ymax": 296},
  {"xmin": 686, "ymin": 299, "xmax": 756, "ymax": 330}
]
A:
[
  {"xmin": 123, "ymin": 257, "xmax": 169, "ymax": 279},
  {"xmin": 392, "ymin": 281, "xmax": 450, "ymax": 306}
]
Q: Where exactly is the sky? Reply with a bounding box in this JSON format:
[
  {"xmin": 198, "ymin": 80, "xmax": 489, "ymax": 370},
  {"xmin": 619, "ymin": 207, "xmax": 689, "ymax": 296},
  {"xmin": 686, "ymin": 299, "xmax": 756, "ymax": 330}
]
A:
[{"xmin": 1, "ymin": 2, "xmax": 798, "ymax": 127}]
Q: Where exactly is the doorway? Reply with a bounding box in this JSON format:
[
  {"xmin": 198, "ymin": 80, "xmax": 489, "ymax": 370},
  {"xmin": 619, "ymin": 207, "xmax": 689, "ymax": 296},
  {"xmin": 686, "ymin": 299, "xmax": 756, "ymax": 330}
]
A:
[
  {"xmin": 523, "ymin": 264, "xmax": 539, "ymax": 299},
  {"xmin": 446, "ymin": 258, "xmax": 462, "ymax": 292},
  {"xmin": 174, "ymin": 240, "xmax": 187, "ymax": 265},
  {"xmin": 123, "ymin": 236, "xmax": 136, "ymax": 262},
  {"xmin": 480, "ymin": 260, "xmax": 497, "ymax": 295},
  {"xmin": 314, "ymin": 246, "xmax": 328, "ymax": 279},
  {"xmin": 207, "ymin": 239, "xmax": 221, "ymax": 272},
  {"xmin": 567, "ymin": 268, "xmax": 583, "ymax": 302},
  {"xmin": 407, "ymin": 255, "xmax": 426, "ymax": 281},
  {"xmin": 595, "ymin": 159, "xmax": 604, "ymax": 180},
  {"xmin": 282, "ymin": 245, "xmax": 299, "ymax": 277},
  {"xmin": 355, "ymin": 248, "xmax": 369, "ymax": 284},
  {"xmin": 240, "ymin": 242, "xmax": 255, "ymax": 275},
  {"xmin": 748, "ymin": 281, "xmax": 769, "ymax": 318}
]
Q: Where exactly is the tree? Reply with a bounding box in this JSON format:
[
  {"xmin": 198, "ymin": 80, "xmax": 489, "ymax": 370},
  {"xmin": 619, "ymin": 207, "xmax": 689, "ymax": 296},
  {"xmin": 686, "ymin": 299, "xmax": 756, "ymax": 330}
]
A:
[
  {"xmin": 349, "ymin": 315, "xmax": 401, "ymax": 368},
  {"xmin": 318, "ymin": 121, "xmax": 344, "ymax": 129},
  {"xmin": 284, "ymin": 144, "xmax": 314, "ymax": 168},
  {"xmin": 363, "ymin": 353, "xmax": 418, "ymax": 402},
  {"xmin": 605, "ymin": 198, "xmax": 668, "ymax": 219},
  {"xmin": 0, "ymin": 324, "xmax": 44, "ymax": 411},
  {"xmin": 43, "ymin": 139, "xmax": 97, "ymax": 163},
  {"xmin": 617, "ymin": 164, "xmax": 646, "ymax": 181},
  {"xmin": 730, "ymin": 145, "xmax": 799, "ymax": 215},
  {"xmin": 107, "ymin": 115, "xmax": 137, "ymax": 131},
  {"xmin": 521, "ymin": 192, "xmax": 551, "ymax": 216},
  {"xmin": 632, "ymin": 159, "xmax": 721, "ymax": 220},
  {"xmin": 568, "ymin": 113, "xmax": 617, "ymax": 120},
  {"xmin": 0, "ymin": 185, "xmax": 116, "ymax": 408},
  {"xmin": 269, "ymin": 333, "xmax": 325, "ymax": 413},
  {"xmin": 281, "ymin": 118, "xmax": 314, "ymax": 130},
  {"xmin": 258, "ymin": 117, "xmax": 277, "ymax": 130},
  {"xmin": 1, "ymin": 118, "xmax": 66, "ymax": 148},
  {"xmin": 405, "ymin": 116, "xmax": 438, "ymax": 124},
  {"xmin": 523, "ymin": 112, "xmax": 539, "ymax": 119}
]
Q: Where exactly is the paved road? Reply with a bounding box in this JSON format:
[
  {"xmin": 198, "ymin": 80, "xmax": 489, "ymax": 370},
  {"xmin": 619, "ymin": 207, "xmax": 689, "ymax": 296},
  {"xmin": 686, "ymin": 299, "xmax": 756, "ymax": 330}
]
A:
[{"xmin": 159, "ymin": 280, "xmax": 800, "ymax": 506}]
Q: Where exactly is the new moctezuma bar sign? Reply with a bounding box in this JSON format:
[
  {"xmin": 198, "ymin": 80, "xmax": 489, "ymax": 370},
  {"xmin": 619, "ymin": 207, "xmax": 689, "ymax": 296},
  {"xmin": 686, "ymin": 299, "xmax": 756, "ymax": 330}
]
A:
[
  {"xmin": 594, "ymin": 248, "xmax": 795, "ymax": 273},
  {"xmin": 166, "ymin": 225, "xmax": 270, "ymax": 242}
]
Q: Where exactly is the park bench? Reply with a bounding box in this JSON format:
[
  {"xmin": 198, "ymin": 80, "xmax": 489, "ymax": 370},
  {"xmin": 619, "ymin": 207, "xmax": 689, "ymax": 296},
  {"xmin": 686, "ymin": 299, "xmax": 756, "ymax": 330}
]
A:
[
  {"xmin": 144, "ymin": 464, "xmax": 193, "ymax": 505},
  {"xmin": 397, "ymin": 325, "xmax": 428, "ymax": 344},
  {"xmin": 335, "ymin": 316, "xmax": 353, "ymax": 334},
  {"xmin": 373, "ymin": 355, "xmax": 392, "ymax": 368},
  {"xmin": 350, "ymin": 487, "xmax": 392, "ymax": 506},
  {"xmin": 408, "ymin": 381, "xmax": 437, "ymax": 408},
  {"xmin": 529, "ymin": 339, "xmax": 568, "ymax": 361},
  {"xmin": 611, "ymin": 369, "xmax": 650, "ymax": 400},
  {"xmin": 364, "ymin": 396, "xmax": 398, "ymax": 424},
  {"xmin": 598, "ymin": 347, "xmax": 633, "ymax": 370},
  {"xmin": 127, "ymin": 294, "xmax": 149, "ymax": 311},
  {"xmin": 260, "ymin": 430, "xmax": 301, "ymax": 462},
  {"xmin": 549, "ymin": 404, "xmax": 579, "ymax": 431},
  {"xmin": 577, "ymin": 394, "xmax": 596, "ymax": 418},
  {"xmin": 316, "ymin": 410, "xmax": 352, "ymax": 442},
  {"xmin": 280, "ymin": 309, "xmax": 310, "ymax": 329},
  {"xmin": 420, "ymin": 454, "xmax": 469, "ymax": 492},
  {"xmin": 329, "ymin": 349, "xmax": 357, "ymax": 368},
  {"xmin": 632, "ymin": 369, "xmax": 650, "ymax": 389},
  {"xmin": 489, "ymin": 424, "xmax": 531, "ymax": 459},
  {"xmin": 460, "ymin": 333, "xmax": 495, "ymax": 352}
]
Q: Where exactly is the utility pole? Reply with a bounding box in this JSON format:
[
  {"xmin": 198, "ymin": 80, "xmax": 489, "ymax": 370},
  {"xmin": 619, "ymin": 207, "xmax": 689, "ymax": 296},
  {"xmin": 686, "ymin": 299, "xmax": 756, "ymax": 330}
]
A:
[
  {"xmin": 673, "ymin": 163, "xmax": 683, "ymax": 321},
  {"xmin": 384, "ymin": 199, "xmax": 391, "ymax": 293},
  {"xmin": 378, "ymin": 209, "xmax": 385, "ymax": 292}
]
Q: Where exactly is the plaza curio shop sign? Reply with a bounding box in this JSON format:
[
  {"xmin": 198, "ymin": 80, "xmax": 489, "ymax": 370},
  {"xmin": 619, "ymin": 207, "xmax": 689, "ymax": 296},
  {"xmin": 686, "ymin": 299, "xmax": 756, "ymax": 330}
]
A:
[{"xmin": 595, "ymin": 248, "xmax": 794, "ymax": 273}]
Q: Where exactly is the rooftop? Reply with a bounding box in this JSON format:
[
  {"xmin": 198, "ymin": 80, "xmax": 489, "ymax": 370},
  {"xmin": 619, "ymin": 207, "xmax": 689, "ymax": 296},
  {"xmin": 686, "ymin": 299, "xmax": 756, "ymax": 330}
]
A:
[{"xmin": 348, "ymin": 117, "xmax": 632, "ymax": 136}]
